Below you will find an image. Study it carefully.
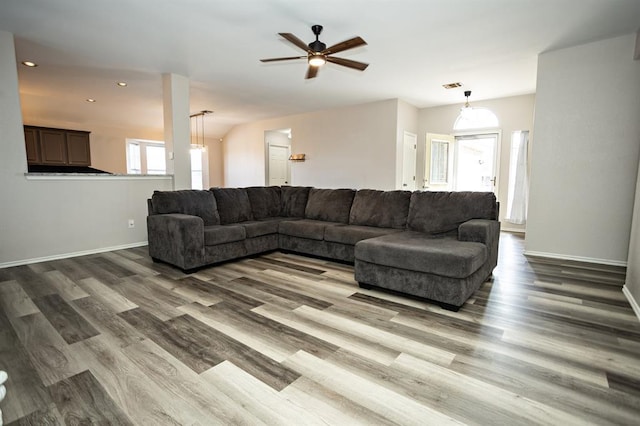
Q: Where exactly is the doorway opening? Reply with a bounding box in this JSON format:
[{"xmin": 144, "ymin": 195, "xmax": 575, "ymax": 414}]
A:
[
  {"xmin": 401, "ymin": 131, "xmax": 417, "ymax": 190},
  {"xmin": 264, "ymin": 128, "xmax": 291, "ymax": 186},
  {"xmin": 425, "ymin": 132, "xmax": 500, "ymax": 194},
  {"xmin": 452, "ymin": 133, "xmax": 499, "ymax": 193}
]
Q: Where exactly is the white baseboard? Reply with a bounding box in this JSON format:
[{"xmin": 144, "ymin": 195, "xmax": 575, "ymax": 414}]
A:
[
  {"xmin": 623, "ymin": 285, "xmax": 640, "ymax": 323},
  {"xmin": 501, "ymin": 227, "xmax": 525, "ymax": 234},
  {"xmin": 0, "ymin": 242, "xmax": 149, "ymax": 269},
  {"xmin": 523, "ymin": 250, "xmax": 627, "ymax": 267}
]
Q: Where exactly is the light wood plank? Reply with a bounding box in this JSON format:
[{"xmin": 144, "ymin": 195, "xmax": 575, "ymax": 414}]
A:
[
  {"xmin": 283, "ymin": 350, "xmax": 464, "ymax": 425},
  {"xmin": 0, "ymin": 280, "xmax": 39, "ymax": 318}
]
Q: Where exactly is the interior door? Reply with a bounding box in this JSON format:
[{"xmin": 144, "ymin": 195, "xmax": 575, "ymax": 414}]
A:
[
  {"xmin": 268, "ymin": 144, "xmax": 290, "ymax": 186},
  {"xmin": 401, "ymin": 131, "xmax": 417, "ymax": 190},
  {"xmin": 453, "ymin": 133, "xmax": 499, "ymax": 193}
]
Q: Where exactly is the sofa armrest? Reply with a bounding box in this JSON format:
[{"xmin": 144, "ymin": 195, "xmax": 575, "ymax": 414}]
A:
[
  {"xmin": 147, "ymin": 214, "xmax": 205, "ymax": 270},
  {"xmin": 458, "ymin": 219, "xmax": 500, "ymax": 270},
  {"xmin": 458, "ymin": 219, "xmax": 499, "ymax": 244}
]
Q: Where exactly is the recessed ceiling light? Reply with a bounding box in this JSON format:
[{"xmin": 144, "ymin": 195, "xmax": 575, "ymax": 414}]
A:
[
  {"xmin": 86, "ymin": 98, "xmax": 96, "ymax": 103},
  {"xmin": 21, "ymin": 61, "xmax": 38, "ymax": 67},
  {"xmin": 116, "ymin": 81, "xmax": 127, "ymax": 87},
  {"xmin": 443, "ymin": 82, "xmax": 463, "ymax": 89}
]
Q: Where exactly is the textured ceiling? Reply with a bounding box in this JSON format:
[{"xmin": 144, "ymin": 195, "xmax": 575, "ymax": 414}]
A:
[{"xmin": 1, "ymin": 0, "xmax": 639, "ymax": 139}]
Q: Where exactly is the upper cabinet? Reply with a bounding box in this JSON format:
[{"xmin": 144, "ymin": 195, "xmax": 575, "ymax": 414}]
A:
[{"xmin": 24, "ymin": 125, "xmax": 91, "ymax": 167}]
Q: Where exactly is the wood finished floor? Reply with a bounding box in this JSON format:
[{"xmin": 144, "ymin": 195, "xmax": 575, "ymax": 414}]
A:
[{"xmin": 1, "ymin": 233, "xmax": 639, "ymax": 425}]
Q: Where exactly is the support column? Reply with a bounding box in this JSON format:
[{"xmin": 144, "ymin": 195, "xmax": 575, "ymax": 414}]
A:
[{"xmin": 162, "ymin": 73, "xmax": 191, "ymax": 189}]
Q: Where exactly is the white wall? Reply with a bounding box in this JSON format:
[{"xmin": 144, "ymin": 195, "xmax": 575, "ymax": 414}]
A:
[
  {"xmin": 223, "ymin": 99, "xmax": 401, "ymax": 190},
  {"xmin": 206, "ymin": 136, "xmax": 224, "ymax": 188},
  {"xmin": 418, "ymin": 94, "xmax": 536, "ymax": 231},
  {"xmin": 396, "ymin": 100, "xmax": 419, "ymax": 189},
  {"xmin": 0, "ymin": 31, "xmax": 173, "ymax": 267},
  {"xmin": 526, "ymin": 34, "xmax": 640, "ymax": 265}
]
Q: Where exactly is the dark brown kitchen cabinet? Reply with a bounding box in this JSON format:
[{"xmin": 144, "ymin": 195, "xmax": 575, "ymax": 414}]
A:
[
  {"xmin": 24, "ymin": 126, "xmax": 41, "ymax": 164},
  {"xmin": 66, "ymin": 131, "xmax": 92, "ymax": 166},
  {"xmin": 24, "ymin": 126, "xmax": 91, "ymax": 166}
]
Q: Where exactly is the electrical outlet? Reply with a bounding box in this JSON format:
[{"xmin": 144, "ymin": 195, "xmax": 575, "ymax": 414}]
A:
[{"xmin": 128, "ymin": 219, "xmax": 135, "ymax": 228}]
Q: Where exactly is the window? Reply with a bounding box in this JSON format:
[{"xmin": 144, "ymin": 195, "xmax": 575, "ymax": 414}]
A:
[
  {"xmin": 126, "ymin": 139, "xmax": 166, "ymax": 175},
  {"xmin": 190, "ymin": 148, "xmax": 203, "ymax": 190},
  {"xmin": 505, "ymin": 131, "xmax": 529, "ymax": 225},
  {"xmin": 125, "ymin": 139, "xmax": 207, "ymax": 189},
  {"xmin": 453, "ymin": 107, "xmax": 499, "ymax": 131},
  {"xmin": 430, "ymin": 140, "xmax": 449, "ymax": 184},
  {"xmin": 145, "ymin": 145, "xmax": 166, "ymax": 175},
  {"xmin": 126, "ymin": 142, "xmax": 141, "ymax": 174}
]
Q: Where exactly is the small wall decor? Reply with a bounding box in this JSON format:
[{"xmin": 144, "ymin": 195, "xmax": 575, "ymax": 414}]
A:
[{"xmin": 289, "ymin": 153, "xmax": 306, "ymax": 162}]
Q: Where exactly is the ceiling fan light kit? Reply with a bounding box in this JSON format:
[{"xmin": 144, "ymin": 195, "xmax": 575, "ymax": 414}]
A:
[
  {"xmin": 261, "ymin": 24, "xmax": 368, "ymax": 79},
  {"xmin": 308, "ymin": 54, "xmax": 326, "ymax": 67}
]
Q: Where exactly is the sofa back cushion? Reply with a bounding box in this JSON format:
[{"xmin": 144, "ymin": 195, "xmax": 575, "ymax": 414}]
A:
[
  {"xmin": 349, "ymin": 189, "xmax": 411, "ymax": 229},
  {"xmin": 211, "ymin": 188, "xmax": 254, "ymax": 224},
  {"xmin": 305, "ymin": 188, "xmax": 356, "ymax": 223},
  {"xmin": 407, "ymin": 191, "xmax": 497, "ymax": 234},
  {"xmin": 280, "ymin": 186, "xmax": 312, "ymax": 218},
  {"xmin": 151, "ymin": 190, "xmax": 220, "ymax": 226},
  {"xmin": 246, "ymin": 186, "xmax": 282, "ymax": 220}
]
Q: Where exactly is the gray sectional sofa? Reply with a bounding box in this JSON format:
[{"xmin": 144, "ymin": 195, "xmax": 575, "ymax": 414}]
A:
[{"xmin": 147, "ymin": 186, "xmax": 499, "ymax": 311}]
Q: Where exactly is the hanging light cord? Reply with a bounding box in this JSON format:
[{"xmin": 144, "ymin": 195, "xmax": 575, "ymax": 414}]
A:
[{"xmin": 190, "ymin": 110, "xmax": 213, "ymax": 149}]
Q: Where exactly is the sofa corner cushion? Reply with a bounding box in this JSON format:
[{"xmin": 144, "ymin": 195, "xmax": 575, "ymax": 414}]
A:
[
  {"xmin": 355, "ymin": 231, "xmax": 487, "ymax": 278},
  {"xmin": 151, "ymin": 190, "xmax": 220, "ymax": 226},
  {"xmin": 280, "ymin": 186, "xmax": 312, "ymax": 218},
  {"xmin": 407, "ymin": 191, "xmax": 497, "ymax": 234},
  {"xmin": 211, "ymin": 187, "xmax": 254, "ymax": 224},
  {"xmin": 349, "ymin": 189, "xmax": 411, "ymax": 229},
  {"xmin": 305, "ymin": 188, "xmax": 356, "ymax": 223},
  {"xmin": 324, "ymin": 225, "xmax": 403, "ymax": 246},
  {"xmin": 204, "ymin": 225, "xmax": 246, "ymax": 246},
  {"xmin": 246, "ymin": 186, "xmax": 282, "ymax": 220}
]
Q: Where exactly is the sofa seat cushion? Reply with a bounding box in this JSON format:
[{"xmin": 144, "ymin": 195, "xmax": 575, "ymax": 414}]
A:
[
  {"xmin": 241, "ymin": 218, "xmax": 283, "ymax": 238},
  {"xmin": 355, "ymin": 231, "xmax": 487, "ymax": 278},
  {"xmin": 324, "ymin": 225, "xmax": 403, "ymax": 246},
  {"xmin": 305, "ymin": 188, "xmax": 356, "ymax": 223},
  {"xmin": 204, "ymin": 225, "xmax": 246, "ymax": 246},
  {"xmin": 279, "ymin": 219, "xmax": 341, "ymax": 241}
]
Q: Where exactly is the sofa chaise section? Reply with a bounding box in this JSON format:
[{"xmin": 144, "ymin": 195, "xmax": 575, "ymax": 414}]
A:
[{"xmin": 354, "ymin": 191, "xmax": 500, "ymax": 311}]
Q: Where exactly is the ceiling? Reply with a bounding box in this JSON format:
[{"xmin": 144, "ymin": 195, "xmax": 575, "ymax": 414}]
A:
[{"xmin": 1, "ymin": 0, "xmax": 639, "ymax": 140}]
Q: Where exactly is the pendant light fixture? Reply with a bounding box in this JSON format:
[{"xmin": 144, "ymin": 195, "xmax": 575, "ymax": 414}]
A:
[
  {"xmin": 190, "ymin": 110, "xmax": 213, "ymax": 150},
  {"xmin": 460, "ymin": 90, "xmax": 473, "ymax": 119}
]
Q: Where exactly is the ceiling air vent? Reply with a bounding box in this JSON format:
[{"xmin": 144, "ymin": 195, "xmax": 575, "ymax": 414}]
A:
[{"xmin": 442, "ymin": 82, "xmax": 462, "ymax": 89}]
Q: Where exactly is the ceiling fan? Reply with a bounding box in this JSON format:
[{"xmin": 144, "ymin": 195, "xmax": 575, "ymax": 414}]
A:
[{"xmin": 260, "ymin": 25, "xmax": 369, "ymax": 79}]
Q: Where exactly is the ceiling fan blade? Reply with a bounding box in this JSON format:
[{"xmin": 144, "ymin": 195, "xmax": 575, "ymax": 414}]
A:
[
  {"xmin": 305, "ymin": 65, "xmax": 319, "ymax": 79},
  {"xmin": 279, "ymin": 33, "xmax": 311, "ymax": 52},
  {"xmin": 326, "ymin": 56, "xmax": 369, "ymax": 71},
  {"xmin": 323, "ymin": 36, "xmax": 367, "ymax": 55},
  {"xmin": 260, "ymin": 56, "xmax": 307, "ymax": 63}
]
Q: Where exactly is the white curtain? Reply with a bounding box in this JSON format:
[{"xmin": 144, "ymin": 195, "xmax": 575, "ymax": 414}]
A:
[{"xmin": 506, "ymin": 131, "xmax": 529, "ymax": 224}]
